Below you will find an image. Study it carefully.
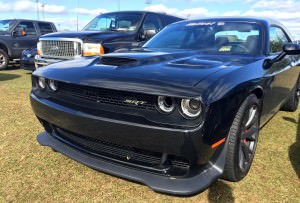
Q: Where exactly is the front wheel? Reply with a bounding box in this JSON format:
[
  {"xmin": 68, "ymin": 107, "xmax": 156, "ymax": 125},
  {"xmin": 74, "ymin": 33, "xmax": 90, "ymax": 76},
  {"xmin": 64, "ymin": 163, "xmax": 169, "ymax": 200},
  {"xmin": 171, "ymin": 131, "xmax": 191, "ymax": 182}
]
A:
[
  {"xmin": 222, "ymin": 94, "xmax": 260, "ymax": 182},
  {"xmin": 0, "ymin": 49, "xmax": 9, "ymax": 70}
]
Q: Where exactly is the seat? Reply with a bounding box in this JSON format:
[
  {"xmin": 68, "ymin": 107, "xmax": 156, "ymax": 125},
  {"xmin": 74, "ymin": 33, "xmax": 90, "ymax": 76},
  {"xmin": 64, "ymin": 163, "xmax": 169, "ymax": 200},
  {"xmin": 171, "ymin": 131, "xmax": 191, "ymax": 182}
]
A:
[
  {"xmin": 215, "ymin": 37, "xmax": 229, "ymax": 47},
  {"xmin": 245, "ymin": 35, "xmax": 261, "ymax": 54}
]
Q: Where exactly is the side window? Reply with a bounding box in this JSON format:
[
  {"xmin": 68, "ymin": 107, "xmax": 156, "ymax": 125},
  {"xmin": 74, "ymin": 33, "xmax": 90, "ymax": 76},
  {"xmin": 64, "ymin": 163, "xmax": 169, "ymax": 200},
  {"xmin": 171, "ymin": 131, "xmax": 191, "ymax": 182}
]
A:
[
  {"xmin": 38, "ymin": 23, "xmax": 54, "ymax": 35},
  {"xmin": 164, "ymin": 16, "xmax": 180, "ymax": 26},
  {"xmin": 142, "ymin": 14, "xmax": 163, "ymax": 32},
  {"xmin": 270, "ymin": 26, "xmax": 289, "ymax": 54},
  {"xmin": 15, "ymin": 22, "xmax": 37, "ymax": 35}
]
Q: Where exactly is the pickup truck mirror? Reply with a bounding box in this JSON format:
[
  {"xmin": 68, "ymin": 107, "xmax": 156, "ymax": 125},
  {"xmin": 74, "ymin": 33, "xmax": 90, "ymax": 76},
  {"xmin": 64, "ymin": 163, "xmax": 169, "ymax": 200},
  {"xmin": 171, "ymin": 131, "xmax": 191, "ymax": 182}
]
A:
[
  {"xmin": 140, "ymin": 29, "xmax": 157, "ymax": 41},
  {"xmin": 264, "ymin": 43, "xmax": 300, "ymax": 69},
  {"xmin": 283, "ymin": 43, "xmax": 300, "ymax": 55},
  {"xmin": 12, "ymin": 28, "xmax": 27, "ymax": 37}
]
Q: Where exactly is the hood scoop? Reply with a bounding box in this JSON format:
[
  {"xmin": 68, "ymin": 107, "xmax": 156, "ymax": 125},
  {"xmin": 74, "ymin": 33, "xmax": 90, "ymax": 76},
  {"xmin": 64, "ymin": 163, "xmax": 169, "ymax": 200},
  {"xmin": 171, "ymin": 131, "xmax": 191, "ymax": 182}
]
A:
[{"xmin": 100, "ymin": 56, "xmax": 137, "ymax": 66}]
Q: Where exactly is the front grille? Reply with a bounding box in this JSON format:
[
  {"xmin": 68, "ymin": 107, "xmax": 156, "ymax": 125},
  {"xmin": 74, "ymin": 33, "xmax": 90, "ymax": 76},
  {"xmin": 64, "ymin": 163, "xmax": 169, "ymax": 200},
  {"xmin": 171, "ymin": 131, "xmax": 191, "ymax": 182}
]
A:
[
  {"xmin": 53, "ymin": 127, "xmax": 190, "ymax": 176},
  {"xmin": 101, "ymin": 56, "xmax": 137, "ymax": 66},
  {"xmin": 41, "ymin": 40, "xmax": 82, "ymax": 58},
  {"xmin": 55, "ymin": 82, "xmax": 156, "ymax": 110}
]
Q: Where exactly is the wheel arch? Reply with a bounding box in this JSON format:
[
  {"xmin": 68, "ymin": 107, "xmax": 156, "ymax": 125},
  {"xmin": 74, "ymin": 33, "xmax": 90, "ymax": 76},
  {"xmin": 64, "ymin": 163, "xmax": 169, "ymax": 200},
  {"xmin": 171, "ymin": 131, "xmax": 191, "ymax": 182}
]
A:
[{"xmin": 0, "ymin": 41, "xmax": 11, "ymax": 57}]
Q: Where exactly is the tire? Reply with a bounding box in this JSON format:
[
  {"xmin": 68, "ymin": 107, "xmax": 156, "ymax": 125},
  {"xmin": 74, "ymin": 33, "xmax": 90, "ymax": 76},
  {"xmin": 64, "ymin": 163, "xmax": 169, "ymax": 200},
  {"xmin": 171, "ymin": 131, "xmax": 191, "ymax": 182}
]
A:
[
  {"xmin": 222, "ymin": 94, "xmax": 260, "ymax": 182},
  {"xmin": 280, "ymin": 77, "xmax": 300, "ymax": 112},
  {"xmin": 0, "ymin": 49, "xmax": 9, "ymax": 70}
]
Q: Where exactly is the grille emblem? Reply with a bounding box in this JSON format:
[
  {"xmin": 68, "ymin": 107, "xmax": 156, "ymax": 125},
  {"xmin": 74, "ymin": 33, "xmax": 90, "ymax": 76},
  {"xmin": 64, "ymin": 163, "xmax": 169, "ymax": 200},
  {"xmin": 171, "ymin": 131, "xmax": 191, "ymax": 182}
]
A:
[
  {"xmin": 50, "ymin": 46, "xmax": 59, "ymax": 51},
  {"xmin": 124, "ymin": 99, "xmax": 147, "ymax": 106}
]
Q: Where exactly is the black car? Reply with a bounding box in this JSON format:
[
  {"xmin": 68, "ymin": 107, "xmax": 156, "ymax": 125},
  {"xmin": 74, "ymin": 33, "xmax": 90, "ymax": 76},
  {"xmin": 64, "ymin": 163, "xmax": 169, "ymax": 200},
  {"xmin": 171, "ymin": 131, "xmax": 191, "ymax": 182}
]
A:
[
  {"xmin": 20, "ymin": 48, "xmax": 37, "ymax": 70},
  {"xmin": 30, "ymin": 17, "xmax": 300, "ymax": 195},
  {"xmin": 35, "ymin": 11, "xmax": 183, "ymax": 67},
  {"xmin": 0, "ymin": 19, "xmax": 56, "ymax": 70}
]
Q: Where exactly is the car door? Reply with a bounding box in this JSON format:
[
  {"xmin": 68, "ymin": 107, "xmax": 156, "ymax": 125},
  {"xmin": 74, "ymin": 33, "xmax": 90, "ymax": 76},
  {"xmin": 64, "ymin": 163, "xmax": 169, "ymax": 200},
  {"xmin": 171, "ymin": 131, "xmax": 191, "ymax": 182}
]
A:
[
  {"xmin": 12, "ymin": 21, "xmax": 39, "ymax": 56},
  {"xmin": 261, "ymin": 26, "xmax": 299, "ymax": 122}
]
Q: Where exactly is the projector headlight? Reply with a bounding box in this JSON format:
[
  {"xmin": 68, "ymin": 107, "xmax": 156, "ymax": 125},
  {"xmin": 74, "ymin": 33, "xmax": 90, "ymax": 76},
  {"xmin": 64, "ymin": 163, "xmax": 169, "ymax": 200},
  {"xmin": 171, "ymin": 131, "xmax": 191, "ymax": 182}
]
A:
[
  {"xmin": 83, "ymin": 43, "xmax": 104, "ymax": 56},
  {"xmin": 181, "ymin": 98, "xmax": 202, "ymax": 118},
  {"xmin": 157, "ymin": 96, "xmax": 175, "ymax": 113},
  {"xmin": 38, "ymin": 77, "xmax": 46, "ymax": 89},
  {"xmin": 49, "ymin": 80, "xmax": 58, "ymax": 91}
]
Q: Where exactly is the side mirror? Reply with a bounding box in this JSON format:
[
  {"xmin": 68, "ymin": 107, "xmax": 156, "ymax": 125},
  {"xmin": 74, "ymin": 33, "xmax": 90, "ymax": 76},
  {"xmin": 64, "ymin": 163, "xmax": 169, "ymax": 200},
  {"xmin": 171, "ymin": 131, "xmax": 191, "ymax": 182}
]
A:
[
  {"xmin": 283, "ymin": 43, "xmax": 300, "ymax": 55},
  {"xmin": 140, "ymin": 29, "xmax": 157, "ymax": 41},
  {"xmin": 264, "ymin": 43, "xmax": 300, "ymax": 69}
]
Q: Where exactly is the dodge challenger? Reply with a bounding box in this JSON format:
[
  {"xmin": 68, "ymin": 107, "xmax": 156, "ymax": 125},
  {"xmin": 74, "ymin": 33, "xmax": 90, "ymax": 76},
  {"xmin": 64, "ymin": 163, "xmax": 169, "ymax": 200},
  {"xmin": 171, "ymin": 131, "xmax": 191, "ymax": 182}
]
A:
[{"xmin": 30, "ymin": 17, "xmax": 300, "ymax": 195}]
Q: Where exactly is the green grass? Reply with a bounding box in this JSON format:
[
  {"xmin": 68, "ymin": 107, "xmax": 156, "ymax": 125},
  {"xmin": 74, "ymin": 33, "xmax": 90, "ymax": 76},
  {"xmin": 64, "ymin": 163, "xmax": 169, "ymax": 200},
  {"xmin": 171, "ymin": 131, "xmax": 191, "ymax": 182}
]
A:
[{"xmin": 0, "ymin": 69, "xmax": 299, "ymax": 202}]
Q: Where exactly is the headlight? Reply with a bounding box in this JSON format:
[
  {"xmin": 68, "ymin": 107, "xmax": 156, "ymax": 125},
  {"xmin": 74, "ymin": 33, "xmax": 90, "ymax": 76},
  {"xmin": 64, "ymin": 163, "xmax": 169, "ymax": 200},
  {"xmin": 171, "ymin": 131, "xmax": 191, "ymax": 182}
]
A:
[
  {"xmin": 37, "ymin": 41, "xmax": 41, "ymax": 55},
  {"xmin": 181, "ymin": 98, "xmax": 202, "ymax": 118},
  {"xmin": 157, "ymin": 96, "xmax": 175, "ymax": 113},
  {"xmin": 38, "ymin": 77, "xmax": 46, "ymax": 89},
  {"xmin": 49, "ymin": 80, "xmax": 58, "ymax": 91},
  {"xmin": 83, "ymin": 43, "xmax": 104, "ymax": 56}
]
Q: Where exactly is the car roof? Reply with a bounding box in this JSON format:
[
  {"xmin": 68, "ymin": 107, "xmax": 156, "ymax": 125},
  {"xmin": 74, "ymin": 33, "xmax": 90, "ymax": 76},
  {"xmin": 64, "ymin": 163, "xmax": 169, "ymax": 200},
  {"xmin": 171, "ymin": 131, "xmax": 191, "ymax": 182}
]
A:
[
  {"xmin": 3, "ymin": 19, "xmax": 54, "ymax": 24},
  {"xmin": 99, "ymin": 11, "xmax": 184, "ymax": 20}
]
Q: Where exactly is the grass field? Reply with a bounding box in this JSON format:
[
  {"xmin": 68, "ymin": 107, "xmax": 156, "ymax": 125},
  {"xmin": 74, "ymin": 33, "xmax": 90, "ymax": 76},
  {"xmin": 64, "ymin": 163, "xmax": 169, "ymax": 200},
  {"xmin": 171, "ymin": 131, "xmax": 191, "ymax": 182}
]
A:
[{"xmin": 0, "ymin": 69, "xmax": 299, "ymax": 203}]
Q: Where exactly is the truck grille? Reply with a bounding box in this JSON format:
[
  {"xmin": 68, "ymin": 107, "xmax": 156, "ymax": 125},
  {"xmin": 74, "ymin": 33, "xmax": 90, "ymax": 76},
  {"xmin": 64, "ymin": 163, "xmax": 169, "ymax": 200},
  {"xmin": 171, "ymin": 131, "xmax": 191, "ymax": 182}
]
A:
[
  {"xmin": 41, "ymin": 39, "xmax": 82, "ymax": 58},
  {"xmin": 55, "ymin": 81, "xmax": 156, "ymax": 110}
]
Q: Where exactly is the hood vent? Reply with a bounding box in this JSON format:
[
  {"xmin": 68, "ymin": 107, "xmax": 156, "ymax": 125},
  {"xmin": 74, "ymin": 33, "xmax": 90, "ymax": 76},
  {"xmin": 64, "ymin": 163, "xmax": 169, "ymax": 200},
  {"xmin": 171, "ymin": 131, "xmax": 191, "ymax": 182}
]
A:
[{"xmin": 100, "ymin": 56, "xmax": 137, "ymax": 66}]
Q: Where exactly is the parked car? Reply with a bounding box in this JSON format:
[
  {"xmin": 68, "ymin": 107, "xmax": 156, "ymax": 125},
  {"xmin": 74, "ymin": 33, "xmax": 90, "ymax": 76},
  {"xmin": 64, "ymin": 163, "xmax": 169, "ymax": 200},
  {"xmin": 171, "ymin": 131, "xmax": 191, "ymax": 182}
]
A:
[
  {"xmin": 0, "ymin": 19, "xmax": 56, "ymax": 70},
  {"xmin": 20, "ymin": 48, "xmax": 37, "ymax": 70},
  {"xmin": 30, "ymin": 17, "xmax": 300, "ymax": 195},
  {"xmin": 35, "ymin": 11, "xmax": 183, "ymax": 68}
]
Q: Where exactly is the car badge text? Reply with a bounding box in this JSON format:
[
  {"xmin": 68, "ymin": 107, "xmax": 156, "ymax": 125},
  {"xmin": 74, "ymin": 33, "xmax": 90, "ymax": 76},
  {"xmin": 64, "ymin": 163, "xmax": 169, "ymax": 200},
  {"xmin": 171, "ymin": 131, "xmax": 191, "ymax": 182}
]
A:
[{"xmin": 124, "ymin": 99, "xmax": 147, "ymax": 106}]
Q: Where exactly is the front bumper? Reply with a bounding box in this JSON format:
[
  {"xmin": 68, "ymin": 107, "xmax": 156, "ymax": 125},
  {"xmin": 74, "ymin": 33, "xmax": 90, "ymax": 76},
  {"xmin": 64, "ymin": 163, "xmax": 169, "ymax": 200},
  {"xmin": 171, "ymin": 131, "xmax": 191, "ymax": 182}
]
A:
[
  {"xmin": 20, "ymin": 57, "xmax": 35, "ymax": 70},
  {"xmin": 30, "ymin": 92, "xmax": 228, "ymax": 195},
  {"xmin": 34, "ymin": 55, "xmax": 65, "ymax": 68}
]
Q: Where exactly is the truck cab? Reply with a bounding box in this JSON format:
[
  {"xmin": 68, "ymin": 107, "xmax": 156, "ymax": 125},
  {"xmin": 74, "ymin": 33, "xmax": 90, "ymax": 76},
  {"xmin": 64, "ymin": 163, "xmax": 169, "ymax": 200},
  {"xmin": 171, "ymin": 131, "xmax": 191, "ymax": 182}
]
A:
[
  {"xmin": 0, "ymin": 19, "xmax": 56, "ymax": 70},
  {"xmin": 35, "ymin": 11, "xmax": 183, "ymax": 68}
]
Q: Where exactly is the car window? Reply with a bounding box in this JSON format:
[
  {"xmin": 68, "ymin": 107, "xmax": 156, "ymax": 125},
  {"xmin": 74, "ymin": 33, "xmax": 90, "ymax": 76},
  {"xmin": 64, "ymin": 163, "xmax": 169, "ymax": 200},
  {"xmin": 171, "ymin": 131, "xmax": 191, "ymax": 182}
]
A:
[
  {"xmin": 144, "ymin": 21, "xmax": 262, "ymax": 55},
  {"xmin": 38, "ymin": 23, "xmax": 54, "ymax": 35},
  {"xmin": 270, "ymin": 26, "xmax": 290, "ymax": 54},
  {"xmin": 15, "ymin": 22, "xmax": 37, "ymax": 35},
  {"xmin": 164, "ymin": 16, "xmax": 181, "ymax": 26},
  {"xmin": 143, "ymin": 14, "xmax": 163, "ymax": 32}
]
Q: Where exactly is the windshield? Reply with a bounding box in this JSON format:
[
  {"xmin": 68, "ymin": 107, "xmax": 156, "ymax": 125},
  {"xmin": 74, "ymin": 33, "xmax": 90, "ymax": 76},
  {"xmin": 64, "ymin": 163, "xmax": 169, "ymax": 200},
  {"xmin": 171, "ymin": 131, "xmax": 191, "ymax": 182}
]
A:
[
  {"xmin": 144, "ymin": 21, "xmax": 263, "ymax": 55},
  {"xmin": 83, "ymin": 13, "xmax": 143, "ymax": 32},
  {"xmin": 0, "ymin": 20, "xmax": 16, "ymax": 32}
]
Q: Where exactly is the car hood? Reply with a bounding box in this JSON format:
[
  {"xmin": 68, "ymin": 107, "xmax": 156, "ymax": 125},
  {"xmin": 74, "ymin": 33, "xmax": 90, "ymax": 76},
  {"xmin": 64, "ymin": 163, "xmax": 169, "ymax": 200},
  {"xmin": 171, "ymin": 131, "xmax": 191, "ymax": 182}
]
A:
[
  {"xmin": 33, "ymin": 49, "xmax": 257, "ymax": 97},
  {"xmin": 40, "ymin": 31, "xmax": 131, "ymax": 43}
]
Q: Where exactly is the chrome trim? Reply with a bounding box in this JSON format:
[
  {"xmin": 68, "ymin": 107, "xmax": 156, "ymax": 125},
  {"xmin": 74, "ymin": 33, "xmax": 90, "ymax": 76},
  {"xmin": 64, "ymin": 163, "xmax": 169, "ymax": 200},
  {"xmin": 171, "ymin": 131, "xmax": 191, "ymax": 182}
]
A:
[{"xmin": 39, "ymin": 37, "xmax": 84, "ymax": 59}]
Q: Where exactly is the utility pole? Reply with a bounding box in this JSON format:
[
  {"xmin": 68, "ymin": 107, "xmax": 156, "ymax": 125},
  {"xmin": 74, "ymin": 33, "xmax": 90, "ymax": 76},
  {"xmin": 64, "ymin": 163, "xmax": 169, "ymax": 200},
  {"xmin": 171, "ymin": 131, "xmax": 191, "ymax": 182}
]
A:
[
  {"xmin": 76, "ymin": 0, "xmax": 79, "ymax": 31},
  {"xmin": 36, "ymin": 0, "xmax": 39, "ymax": 20},
  {"xmin": 41, "ymin": 3, "xmax": 45, "ymax": 20},
  {"xmin": 118, "ymin": 0, "xmax": 120, "ymax": 11}
]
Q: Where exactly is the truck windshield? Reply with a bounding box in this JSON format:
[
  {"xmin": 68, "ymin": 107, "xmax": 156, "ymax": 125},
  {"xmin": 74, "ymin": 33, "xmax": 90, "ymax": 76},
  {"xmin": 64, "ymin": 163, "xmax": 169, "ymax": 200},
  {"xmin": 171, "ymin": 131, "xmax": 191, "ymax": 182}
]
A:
[
  {"xmin": 83, "ymin": 13, "xmax": 142, "ymax": 32},
  {"xmin": 144, "ymin": 21, "xmax": 263, "ymax": 55},
  {"xmin": 0, "ymin": 20, "xmax": 16, "ymax": 32}
]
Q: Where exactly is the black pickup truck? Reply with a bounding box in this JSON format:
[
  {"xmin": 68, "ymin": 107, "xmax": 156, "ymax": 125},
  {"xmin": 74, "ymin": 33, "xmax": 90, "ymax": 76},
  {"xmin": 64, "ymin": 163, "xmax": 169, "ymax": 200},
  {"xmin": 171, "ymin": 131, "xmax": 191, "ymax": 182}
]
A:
[
  {"xmin": 35, "ymin": 11, "xmax": 183, "ymax": 67},
  {"xmin": 0, "ymin": 19, "xmax": 57, "ymax": 70}
]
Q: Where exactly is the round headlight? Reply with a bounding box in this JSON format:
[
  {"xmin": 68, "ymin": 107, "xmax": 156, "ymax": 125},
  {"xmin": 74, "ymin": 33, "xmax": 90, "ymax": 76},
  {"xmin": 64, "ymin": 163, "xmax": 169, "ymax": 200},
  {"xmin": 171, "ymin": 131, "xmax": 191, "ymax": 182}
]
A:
[
  {"xmin": 49, "ymin": 80, "xmax": 58, "ymax": 91},
  {"xmin": 157, "ymin": 96, "xmax": 175, "ymax": 113},
  {"xmin": 181, "ymin": 98, "xmax": 202, "ymax": 118},
  {"xmin": 38, "ymin": 77, "xmax": 46, "ymax": 89}
]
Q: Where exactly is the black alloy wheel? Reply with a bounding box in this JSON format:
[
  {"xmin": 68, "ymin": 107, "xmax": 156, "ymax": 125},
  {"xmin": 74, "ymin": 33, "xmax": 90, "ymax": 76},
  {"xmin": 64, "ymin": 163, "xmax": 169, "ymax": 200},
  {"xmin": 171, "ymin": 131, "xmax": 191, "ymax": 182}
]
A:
[{"xmin": 223, "ymin": 94, "xmax": 260, "ymax": 182}]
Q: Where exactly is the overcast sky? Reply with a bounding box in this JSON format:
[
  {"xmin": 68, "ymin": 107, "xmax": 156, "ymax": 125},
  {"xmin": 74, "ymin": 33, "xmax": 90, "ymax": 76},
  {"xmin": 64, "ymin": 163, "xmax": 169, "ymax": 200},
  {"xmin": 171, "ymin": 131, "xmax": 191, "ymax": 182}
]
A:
[{"xmin": 0, "ymin": 0, "xmax": 300, "ymax": 39}]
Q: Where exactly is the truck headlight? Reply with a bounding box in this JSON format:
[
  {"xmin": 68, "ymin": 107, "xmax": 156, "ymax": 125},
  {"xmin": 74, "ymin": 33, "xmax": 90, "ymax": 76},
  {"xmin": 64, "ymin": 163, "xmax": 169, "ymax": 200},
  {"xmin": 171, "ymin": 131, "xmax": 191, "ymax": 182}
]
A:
[
  {"xmin": 38, "ymin": 77, "xmax": 46, "ymax": 89},
  {"xmin": 83, "ymin": 43, "xmax": 104, "ymax": 56},
  {"xmin": 37, "ymin": 41, "xmax": 41, "ymax": 56},
  {"xmin": 181, "ymin": 98, "xmax": 202, "ymax": 118}
]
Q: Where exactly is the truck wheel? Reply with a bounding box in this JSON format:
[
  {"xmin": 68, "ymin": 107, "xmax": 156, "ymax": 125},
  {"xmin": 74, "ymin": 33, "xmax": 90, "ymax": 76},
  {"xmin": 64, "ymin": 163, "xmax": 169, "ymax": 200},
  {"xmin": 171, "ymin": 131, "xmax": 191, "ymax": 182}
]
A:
[
  {"xmin": 0, "ymin": 49, "xmax": 9, "ymax": 70},
  {"xmin": 222, "ymin": 94, "xmax": 260, "ymax": 182},
  {"xmin": 280, "ymin": 77, "xmax": 300, "ymax": 112}
]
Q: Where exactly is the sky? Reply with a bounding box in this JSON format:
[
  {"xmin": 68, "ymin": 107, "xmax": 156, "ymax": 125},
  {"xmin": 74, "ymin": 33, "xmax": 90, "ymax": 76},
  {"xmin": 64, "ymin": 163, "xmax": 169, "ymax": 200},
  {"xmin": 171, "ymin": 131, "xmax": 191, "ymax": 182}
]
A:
[{"xmin": 0, "ymin": 0, "xmax": 300, "ymax": 39}]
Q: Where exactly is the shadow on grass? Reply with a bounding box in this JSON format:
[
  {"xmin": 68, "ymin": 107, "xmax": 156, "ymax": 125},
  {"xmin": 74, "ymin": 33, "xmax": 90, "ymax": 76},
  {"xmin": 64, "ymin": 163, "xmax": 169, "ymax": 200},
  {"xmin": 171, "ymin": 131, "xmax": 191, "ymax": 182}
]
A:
[
  {"xmin": 207, "ymin": 180, "xmax": 234, "ymax": 203},
  {"xmin": 0, "ymin": 73, "xmax": 20, "ymax": 81},
  {"xmin": 287, "ymin": 114, "xmax": 300, "ymax": 178}
]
